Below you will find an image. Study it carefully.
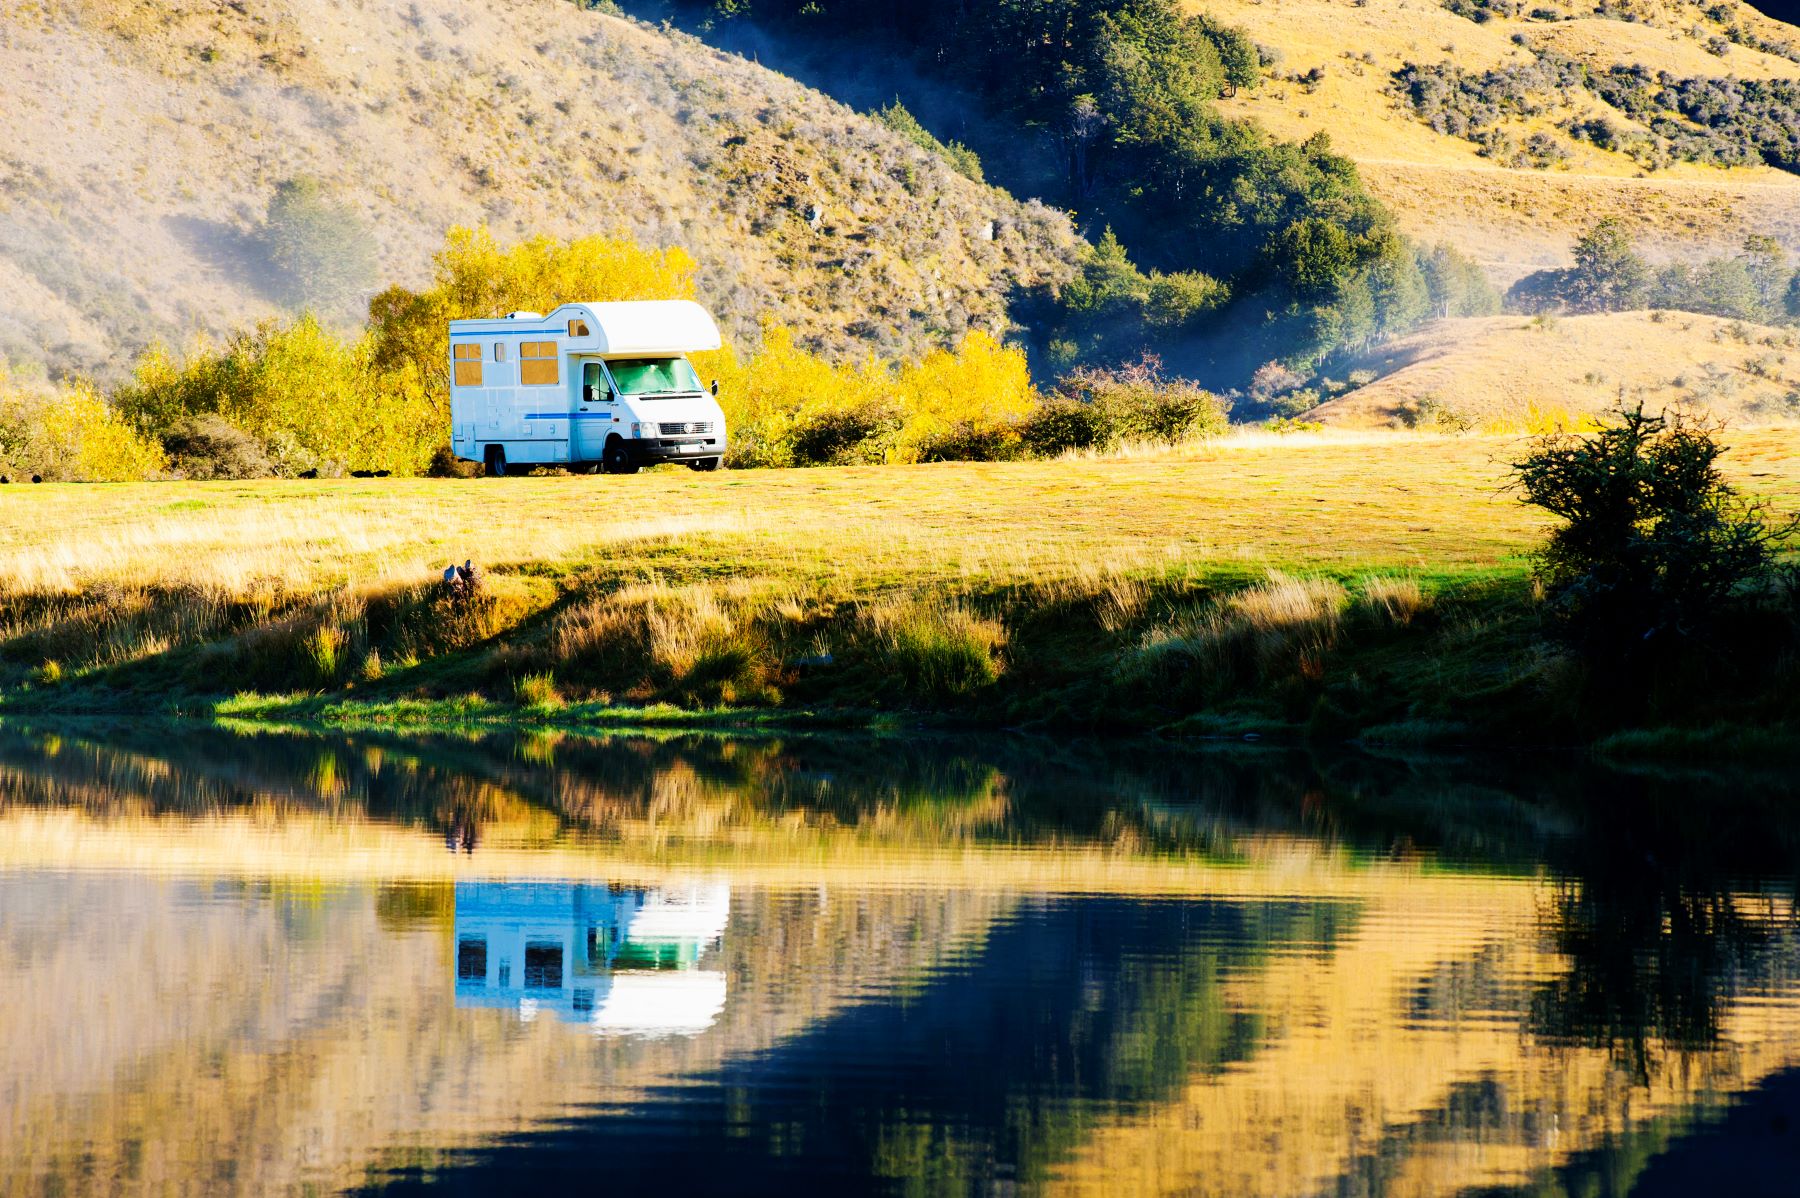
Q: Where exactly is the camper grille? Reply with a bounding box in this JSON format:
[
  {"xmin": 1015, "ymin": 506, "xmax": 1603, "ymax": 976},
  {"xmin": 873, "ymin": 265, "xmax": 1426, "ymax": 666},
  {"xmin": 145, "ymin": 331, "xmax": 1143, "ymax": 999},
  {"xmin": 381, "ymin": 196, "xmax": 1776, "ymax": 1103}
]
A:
[{"xmin": 659, "ymin": 422, "xmax": 712, "ymax": 436}]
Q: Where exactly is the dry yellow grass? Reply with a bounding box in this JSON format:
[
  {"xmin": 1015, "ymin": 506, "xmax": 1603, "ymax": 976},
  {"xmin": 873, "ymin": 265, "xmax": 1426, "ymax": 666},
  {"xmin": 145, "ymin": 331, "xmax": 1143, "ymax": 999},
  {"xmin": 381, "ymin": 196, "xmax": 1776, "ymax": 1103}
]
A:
[
  {"xmin": 0, "ymin": 441, "xmax": 1554, "ymax": 605},
  {"xmin": 1194, "ymin": 0, "xmax": 1800, "ymax": 281},
  {"xmin": 4, "ymin": 435, "xmax": 1799, "ymax": 603},
  {"xmin": 1314, "ymin": 310, "xmax": 1800, "ymax": 426}
]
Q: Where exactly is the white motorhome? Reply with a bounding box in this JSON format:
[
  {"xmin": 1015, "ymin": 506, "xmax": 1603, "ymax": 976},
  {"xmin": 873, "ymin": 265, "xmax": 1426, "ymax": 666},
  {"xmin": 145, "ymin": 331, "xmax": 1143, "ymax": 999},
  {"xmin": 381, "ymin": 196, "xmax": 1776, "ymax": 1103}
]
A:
[{"xmin": 447, "ymin": 300, "xmax": 728, "ymax": 476}]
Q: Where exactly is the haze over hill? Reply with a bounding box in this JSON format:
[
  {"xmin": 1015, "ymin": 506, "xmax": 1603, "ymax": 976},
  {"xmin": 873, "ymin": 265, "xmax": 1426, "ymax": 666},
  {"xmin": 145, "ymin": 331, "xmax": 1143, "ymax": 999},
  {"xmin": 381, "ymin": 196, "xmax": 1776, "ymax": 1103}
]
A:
[
  {"xmin": 1201, "ymin": 0, "xmax": 1800, "ymax": 286},
  {"xmin": 0, "ymin": 0, "xmax": 1081, "ymax": 383},
  {"xmin": 1313, "ymin": 310, "xmax": 1800, "ymax": 426}
]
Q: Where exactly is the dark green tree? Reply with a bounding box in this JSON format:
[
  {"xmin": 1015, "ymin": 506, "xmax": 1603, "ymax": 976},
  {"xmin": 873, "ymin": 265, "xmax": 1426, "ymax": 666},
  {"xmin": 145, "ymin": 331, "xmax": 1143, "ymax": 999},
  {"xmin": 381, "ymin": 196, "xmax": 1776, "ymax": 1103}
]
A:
[
  {"xmin": 1512, "ymin": 403, "xmax": 1797, "ymax": 663},
  {"xmin": 1567, "ymin": 217, "xmax": 1650, "ymax": 313},
  {"xmin": 1741, "ymin": 233, "xmax": 1789, "ymax": 319},
  {"xmin": 261, "ymin": 177, "xmax": 379, "ymax": 315}
]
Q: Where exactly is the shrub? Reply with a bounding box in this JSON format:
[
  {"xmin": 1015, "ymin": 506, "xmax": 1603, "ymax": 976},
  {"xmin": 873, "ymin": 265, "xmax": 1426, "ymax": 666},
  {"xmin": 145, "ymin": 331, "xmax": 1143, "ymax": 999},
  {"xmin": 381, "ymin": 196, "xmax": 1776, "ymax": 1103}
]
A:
[
  {"xmin": 161, "ymin": 414, "xmax": 274, "ymax": 480},
  {"xmin": 1396, "ymin": 395, "xmax": 1475, "ymax": 432},
  {"xmin": 916, "ymin": 421, "xmax": 1022, "ymax": 462},
  {"xmin": 118, "ymin": 316, "xmax": 425, "ymax": 475},
  {"xmin": 891, "ymin": 330, "xmax": 1036, "ymax": 459},
  {"xmin": 1511, "ymin": 403, "xmax": 1799, "ymax": 663},
  {"xmin": 1019, "ymin": 398, "xmax": 1113, "ymax": 456},
  {"xmin": 712, "ymin": 325, "xmax": 1034, "ymax": 468},
  {"xmin": 1270, "ymin": 388, "xmax": 1321, "ymax": 419},
  {"xmin": 790, "ymin": 402, "xmax": 904, "ymax": 465},
  {"xmin": 1144, "ymin": 270, "xmax": 1229, "ymax": 326},
  {"xmin": 0, "ymin": 367, "xmax": 165, "ymax": 482},
  {"xmin": 1056, "ymin": 355, "xmax": 1229, "ymax": 445}
]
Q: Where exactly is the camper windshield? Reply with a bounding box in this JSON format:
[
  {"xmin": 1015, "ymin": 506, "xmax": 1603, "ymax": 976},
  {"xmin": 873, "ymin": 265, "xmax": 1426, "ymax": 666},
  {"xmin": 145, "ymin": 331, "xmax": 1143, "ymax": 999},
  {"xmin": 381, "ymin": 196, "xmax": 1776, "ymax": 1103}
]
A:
[{"xmin": 607, "ymin": 357, "xmax": 703, "ymax": 398}]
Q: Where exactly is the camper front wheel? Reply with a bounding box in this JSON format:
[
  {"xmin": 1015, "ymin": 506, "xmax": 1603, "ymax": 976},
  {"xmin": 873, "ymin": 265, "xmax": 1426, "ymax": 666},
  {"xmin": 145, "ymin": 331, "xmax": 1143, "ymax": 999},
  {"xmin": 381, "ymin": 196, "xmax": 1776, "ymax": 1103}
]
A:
[
  {"xmin": 602, "ymin": 437, "xmax": 639, "ymax": 475},
  {"xmin": 482, "ymin": 446, "xmax": 507, "ymax": 478},
  {"xmin": 688, "ymin": 457, "xmax": 721, "ymax": 472}
]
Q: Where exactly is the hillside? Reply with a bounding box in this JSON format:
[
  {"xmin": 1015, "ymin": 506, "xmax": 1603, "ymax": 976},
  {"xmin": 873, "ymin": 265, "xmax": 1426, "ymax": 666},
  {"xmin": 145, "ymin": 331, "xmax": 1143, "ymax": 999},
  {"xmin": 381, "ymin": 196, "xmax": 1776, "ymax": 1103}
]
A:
[
  {"xmin": 1311, "ymin": 310, "xmax": 1800, "ymax": 425},
  {"xmin": 1199, "ymin": 0, "xmax": 1800, "ymax": 285},
  {"xmin": 0, "ymin": 0, "xmax": 1081, "ymax": 383}
]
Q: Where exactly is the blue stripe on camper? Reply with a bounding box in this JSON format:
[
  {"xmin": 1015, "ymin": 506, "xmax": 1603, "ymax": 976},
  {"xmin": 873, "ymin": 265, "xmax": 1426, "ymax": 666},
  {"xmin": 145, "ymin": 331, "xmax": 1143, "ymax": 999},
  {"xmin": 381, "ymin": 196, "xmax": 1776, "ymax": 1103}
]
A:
[{"xmin": 524, "ymin": 413, "xmax": 619, "ymax": 421}]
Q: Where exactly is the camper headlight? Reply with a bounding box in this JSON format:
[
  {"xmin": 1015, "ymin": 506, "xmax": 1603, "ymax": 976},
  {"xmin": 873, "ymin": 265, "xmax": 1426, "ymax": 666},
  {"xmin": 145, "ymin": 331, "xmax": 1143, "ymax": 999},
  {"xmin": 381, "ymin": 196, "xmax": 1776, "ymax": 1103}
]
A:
[{"xmin": 632, "ymin": 422, "xmax": 655, "ymax": 439}]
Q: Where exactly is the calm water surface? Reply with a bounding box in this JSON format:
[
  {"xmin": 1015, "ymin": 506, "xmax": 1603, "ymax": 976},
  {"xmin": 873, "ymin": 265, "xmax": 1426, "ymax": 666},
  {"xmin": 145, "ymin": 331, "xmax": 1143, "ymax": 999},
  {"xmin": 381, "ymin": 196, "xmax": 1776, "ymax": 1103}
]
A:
[{"xmin": 3, "ymin": 721, "xmax": 1800, "ymax": 1196}]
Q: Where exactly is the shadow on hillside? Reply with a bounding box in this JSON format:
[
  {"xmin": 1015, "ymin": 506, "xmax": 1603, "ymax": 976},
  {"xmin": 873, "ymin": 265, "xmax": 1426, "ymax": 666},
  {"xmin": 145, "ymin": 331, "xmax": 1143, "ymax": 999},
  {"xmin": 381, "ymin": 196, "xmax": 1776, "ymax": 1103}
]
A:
[{"xmin": 163, "ymin": 214, "xmax": 282, "ymax": 306}]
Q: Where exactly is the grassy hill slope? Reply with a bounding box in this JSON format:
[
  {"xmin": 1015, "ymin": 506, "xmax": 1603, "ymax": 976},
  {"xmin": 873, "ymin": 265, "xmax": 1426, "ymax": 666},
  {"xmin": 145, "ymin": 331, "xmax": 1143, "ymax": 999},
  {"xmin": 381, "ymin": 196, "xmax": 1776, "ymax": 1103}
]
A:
[
  {"xmin": 1314, "ymin": 311, "xmax": 1800, "ymax": 426},
  {"xmin": 0, "ymin": 0, "xmax": 1081, "ymax": 382},
  {"xmin": 1197, "ymin": 0, "xmax": 1800, "ymax": 285}
]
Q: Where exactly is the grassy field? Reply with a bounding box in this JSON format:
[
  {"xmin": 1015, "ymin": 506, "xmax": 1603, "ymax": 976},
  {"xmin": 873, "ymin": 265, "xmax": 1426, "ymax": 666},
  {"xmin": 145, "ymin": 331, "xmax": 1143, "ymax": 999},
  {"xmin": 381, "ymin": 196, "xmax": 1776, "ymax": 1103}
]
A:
[{"xmin": 3, "ymin": 431, "xmax": 1799, "ymax": 743}]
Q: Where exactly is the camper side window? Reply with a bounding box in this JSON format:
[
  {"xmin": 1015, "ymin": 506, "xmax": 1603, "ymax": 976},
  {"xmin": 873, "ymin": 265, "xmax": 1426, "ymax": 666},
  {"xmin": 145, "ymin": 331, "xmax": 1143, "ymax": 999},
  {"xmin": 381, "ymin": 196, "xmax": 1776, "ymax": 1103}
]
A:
[
  {"xmin": 494, "ymin": 343, "xmax": 507, "ymax": 362},
  {"xmin": 520, "ymin": 341, "xmax": 560, "ymax": 386},
  {"xmin": 452, "ymin": 343, "xmax": 483, "ymax": 387}
]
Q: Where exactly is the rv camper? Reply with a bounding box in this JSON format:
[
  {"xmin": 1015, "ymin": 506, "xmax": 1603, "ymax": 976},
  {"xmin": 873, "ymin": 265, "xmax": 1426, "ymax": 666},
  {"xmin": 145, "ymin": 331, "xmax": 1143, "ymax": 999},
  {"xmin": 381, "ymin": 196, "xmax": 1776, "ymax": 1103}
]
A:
[{"xmin": 448, "ymin": 300, "xmax": 728, "ymax": 476}]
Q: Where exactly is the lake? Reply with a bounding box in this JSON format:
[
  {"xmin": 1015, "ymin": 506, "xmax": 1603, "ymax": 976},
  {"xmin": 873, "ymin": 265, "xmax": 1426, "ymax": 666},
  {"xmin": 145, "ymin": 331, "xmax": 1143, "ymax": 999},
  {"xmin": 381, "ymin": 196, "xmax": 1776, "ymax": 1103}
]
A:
[{"xmin": 3, "ymin": 720, "xmax": 1799, "ymax": 1196}]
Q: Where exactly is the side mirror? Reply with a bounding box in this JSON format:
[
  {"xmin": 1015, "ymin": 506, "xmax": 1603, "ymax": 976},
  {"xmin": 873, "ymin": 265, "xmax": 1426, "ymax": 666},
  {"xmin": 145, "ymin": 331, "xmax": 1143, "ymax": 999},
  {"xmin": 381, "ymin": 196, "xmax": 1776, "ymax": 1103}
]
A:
[
  {"xmin": 711, "ymin": 380, "xmax": 720, "ymax": 397},
  {"xmin": 582, "ymin": 384, "xmax": 596, "ymax": 403}
]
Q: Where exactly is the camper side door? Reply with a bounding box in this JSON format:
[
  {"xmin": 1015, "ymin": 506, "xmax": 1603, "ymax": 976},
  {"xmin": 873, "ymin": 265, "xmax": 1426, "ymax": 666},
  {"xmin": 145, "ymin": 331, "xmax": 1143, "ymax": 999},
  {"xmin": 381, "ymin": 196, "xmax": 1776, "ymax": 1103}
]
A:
[{"xmin": 573, "ymin": 360, "xmax": 617, "ymax": 462}]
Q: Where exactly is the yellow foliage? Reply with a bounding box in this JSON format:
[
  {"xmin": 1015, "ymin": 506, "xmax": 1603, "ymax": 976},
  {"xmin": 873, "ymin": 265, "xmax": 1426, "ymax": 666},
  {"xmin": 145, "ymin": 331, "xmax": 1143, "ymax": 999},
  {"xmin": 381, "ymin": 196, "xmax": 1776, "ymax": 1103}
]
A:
[
  {"xmin": 708, "ymin": 325, "xmax": 1036, "ymax": 467},
  {"xmin": 1477, "ymin": 401, "xmax": 1607, "ymax": 436},
  {"xmin": 892, "ymin": 330, "xmax": 1034, "ymax": 459},
  {"xmin": 0, "ymin": 363, "xmax": 164, "ymax": 482},
  {"xmin": 118, "ymin": 317, "xmax": 438, "ymax": 475},
  {"xmin": 366, "ymin": 225, "xmax": 700, "ymax": 412},
  {"xmin": 701, "ymin": 324, "xmax": 894, "ymax": 468},
  {"xmin": 102, "ymin": 228, "xmax": 1039, "ymax": 476}
]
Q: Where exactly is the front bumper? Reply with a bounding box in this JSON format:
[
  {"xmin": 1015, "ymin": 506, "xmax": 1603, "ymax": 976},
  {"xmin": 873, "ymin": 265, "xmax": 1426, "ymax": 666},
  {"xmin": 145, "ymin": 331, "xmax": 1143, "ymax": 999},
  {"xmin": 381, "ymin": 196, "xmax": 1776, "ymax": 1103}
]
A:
[{"xmin": 623, "ymin": 436, "xmax": 726, "ymax": 464}]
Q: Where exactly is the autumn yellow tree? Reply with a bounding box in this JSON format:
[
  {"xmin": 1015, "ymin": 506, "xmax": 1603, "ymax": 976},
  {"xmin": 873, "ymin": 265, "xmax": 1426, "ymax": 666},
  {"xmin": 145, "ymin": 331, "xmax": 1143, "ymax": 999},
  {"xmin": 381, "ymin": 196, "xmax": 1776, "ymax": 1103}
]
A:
[{"xmin": 365, "ymin": 226, "xmax": 701, "ymax": 423}]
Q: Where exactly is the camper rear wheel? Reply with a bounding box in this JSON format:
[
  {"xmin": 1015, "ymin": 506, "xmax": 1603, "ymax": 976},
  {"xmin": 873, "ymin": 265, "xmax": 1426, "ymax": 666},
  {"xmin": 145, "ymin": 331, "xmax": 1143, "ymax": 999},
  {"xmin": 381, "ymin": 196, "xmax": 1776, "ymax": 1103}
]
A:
[
  {"xmin": 483, "ymin": 446, "xmax": 507, "ymax": 478},
  {"xmin": 688, "ymin": 457, "xmax": 721, "ymax": 472},
  {"xmin": 602, "ymin": 437, "xmax": 639, "ymax": 476}
]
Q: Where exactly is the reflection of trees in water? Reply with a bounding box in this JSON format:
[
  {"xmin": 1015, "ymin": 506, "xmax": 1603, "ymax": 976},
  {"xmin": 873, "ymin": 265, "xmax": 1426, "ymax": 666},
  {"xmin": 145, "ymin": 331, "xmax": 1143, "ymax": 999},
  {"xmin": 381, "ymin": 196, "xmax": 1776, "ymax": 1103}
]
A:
[
  {"xmin": 7, "ymin": 721, "xmax": 1800, "ymax": 877},
  {"xmin": 1532, "ymin": 869, "xmax": 1800, "ymax": 1083},
  {"xmin": 1521, "ymin": 773, "xmax": 1800, "ymax": 1085},
  {"xmin": 1534, "ymin": 881, "xmax": 1777, "ymax": 1077},
  {"xmin": 0, "ymin": 722, "xmax": 1333, "ymax": 857}
]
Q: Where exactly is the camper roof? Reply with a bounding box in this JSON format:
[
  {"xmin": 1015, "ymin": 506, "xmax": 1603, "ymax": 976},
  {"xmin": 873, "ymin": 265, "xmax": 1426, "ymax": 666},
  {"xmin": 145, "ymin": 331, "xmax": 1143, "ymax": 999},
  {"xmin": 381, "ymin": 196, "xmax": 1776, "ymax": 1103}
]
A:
[{"xmin": 450, "ymin": 300, "xmax": 722, "ymax": 356}]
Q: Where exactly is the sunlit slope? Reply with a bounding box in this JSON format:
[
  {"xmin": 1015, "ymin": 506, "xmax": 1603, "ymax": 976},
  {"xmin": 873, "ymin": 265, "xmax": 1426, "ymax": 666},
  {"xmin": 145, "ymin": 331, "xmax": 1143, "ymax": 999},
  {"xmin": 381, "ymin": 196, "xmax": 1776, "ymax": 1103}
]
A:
[
  {"xmin": 1194, "ymin": 0, "xmax": 1800, "ymax": 283},
  {"xmin": 0, "ymin": 0, "xmax": 1078, "ymax": 380},
  {"xmin": 1311, "ymin": 311, "xmax": 1800, "ymax": 427}
]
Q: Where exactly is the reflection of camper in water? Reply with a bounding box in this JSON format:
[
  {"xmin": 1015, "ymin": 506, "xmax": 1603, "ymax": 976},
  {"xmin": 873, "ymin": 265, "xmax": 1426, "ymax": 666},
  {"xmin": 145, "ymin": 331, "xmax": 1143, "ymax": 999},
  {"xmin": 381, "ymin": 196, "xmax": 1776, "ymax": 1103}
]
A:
[{"xmin": 453, "ymin": 880, "xmax": 729, "ymax": 1036}]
